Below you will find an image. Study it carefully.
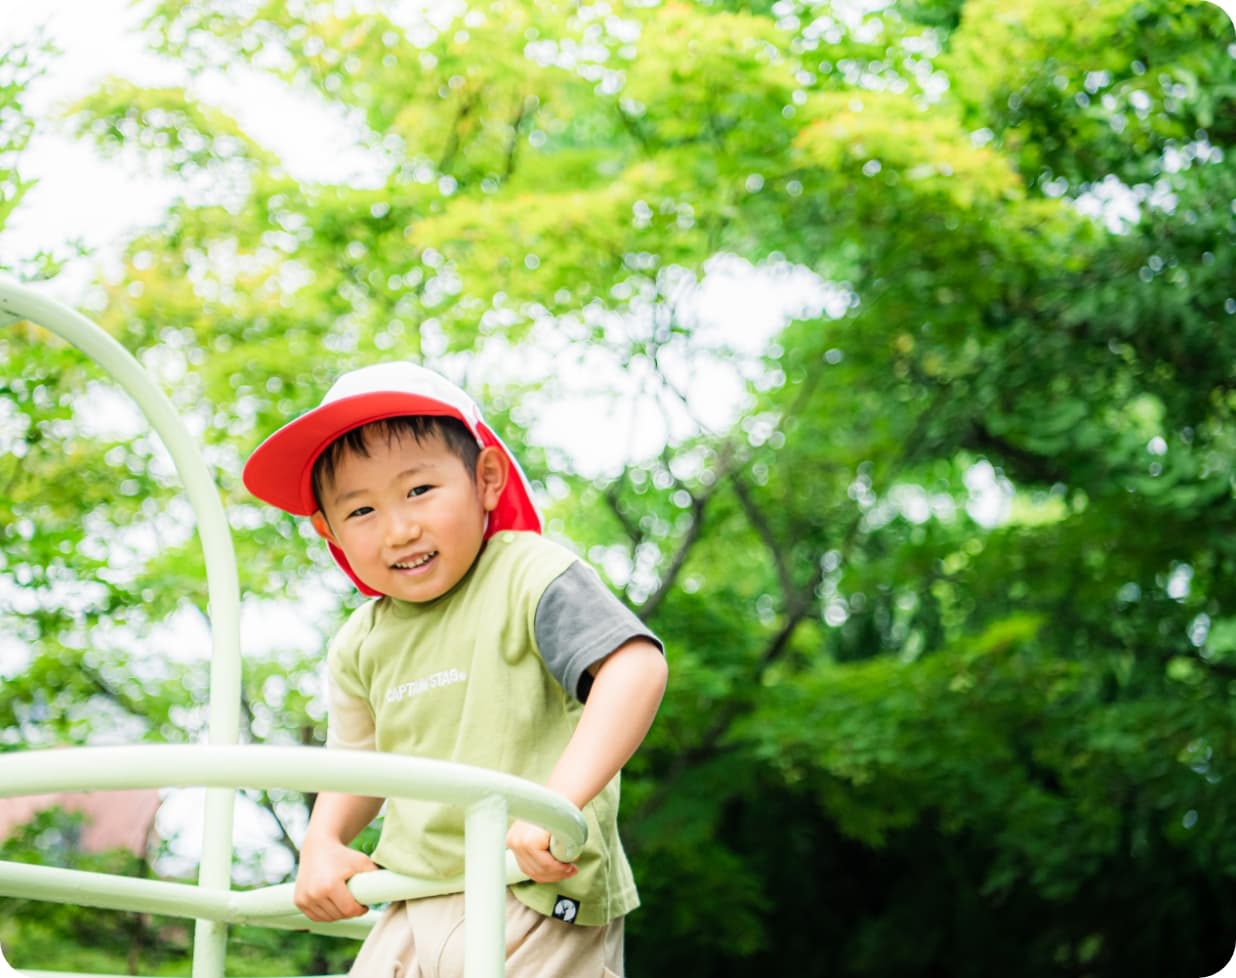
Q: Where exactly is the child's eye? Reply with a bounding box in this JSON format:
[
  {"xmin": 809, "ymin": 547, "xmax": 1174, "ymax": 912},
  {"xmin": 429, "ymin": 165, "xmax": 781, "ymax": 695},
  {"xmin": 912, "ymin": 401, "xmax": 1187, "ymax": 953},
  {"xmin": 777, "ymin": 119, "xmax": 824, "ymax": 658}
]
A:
[
  {"xmin": 408, "ymin": 485, "xmax": 432, "ymax": 498},
  {"xmin": 346, "ymin": 505, "xmax": 374, "ymax": 519}
]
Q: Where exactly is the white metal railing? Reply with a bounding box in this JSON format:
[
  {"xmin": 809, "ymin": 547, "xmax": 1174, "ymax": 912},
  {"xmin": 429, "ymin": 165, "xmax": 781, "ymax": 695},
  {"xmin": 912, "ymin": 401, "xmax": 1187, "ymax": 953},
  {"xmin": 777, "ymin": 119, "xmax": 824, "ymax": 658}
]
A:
[
  {"xmin": 0, "ymin": 745, "xmax": 586, "ymax": 973},
  {"xmin": 0, "ymin": 276, "xmax": 587, "ymax": 978}
]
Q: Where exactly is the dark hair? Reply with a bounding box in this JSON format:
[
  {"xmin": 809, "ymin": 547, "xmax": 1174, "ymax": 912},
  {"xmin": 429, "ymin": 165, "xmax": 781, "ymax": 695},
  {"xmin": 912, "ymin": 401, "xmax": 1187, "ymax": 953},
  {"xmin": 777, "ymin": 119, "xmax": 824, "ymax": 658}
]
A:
[{"xmin": 311, "ymin": 415, "xmax": 481, "ymax": 510}]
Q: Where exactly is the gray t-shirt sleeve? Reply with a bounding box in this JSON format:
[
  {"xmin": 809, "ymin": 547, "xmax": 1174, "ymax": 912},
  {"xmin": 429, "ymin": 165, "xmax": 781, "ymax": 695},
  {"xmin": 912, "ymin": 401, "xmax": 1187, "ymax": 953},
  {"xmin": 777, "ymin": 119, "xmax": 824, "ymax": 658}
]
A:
[{"xmin": 534, "ymin": 561, "xmax": 663, "ymax": 702}]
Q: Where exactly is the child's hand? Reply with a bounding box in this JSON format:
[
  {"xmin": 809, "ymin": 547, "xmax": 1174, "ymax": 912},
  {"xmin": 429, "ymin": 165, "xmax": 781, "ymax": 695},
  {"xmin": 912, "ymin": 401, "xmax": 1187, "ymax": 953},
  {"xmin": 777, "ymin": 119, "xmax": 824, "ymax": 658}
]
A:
[
  {"xmin": 506, "ymin": 819, "xmax": 579, "ymax": 883},
  {"xmin": 293, "ymin": 835, "xmax": 379, "ymax": 922}
]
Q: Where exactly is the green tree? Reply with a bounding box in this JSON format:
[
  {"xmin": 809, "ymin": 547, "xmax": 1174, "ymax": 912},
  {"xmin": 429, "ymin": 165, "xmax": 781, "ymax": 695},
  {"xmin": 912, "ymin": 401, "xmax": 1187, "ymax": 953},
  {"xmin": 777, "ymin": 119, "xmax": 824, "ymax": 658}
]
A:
[{"xmin": 2, "ymin": 2, "xmax": 1234, "ymax": 976}]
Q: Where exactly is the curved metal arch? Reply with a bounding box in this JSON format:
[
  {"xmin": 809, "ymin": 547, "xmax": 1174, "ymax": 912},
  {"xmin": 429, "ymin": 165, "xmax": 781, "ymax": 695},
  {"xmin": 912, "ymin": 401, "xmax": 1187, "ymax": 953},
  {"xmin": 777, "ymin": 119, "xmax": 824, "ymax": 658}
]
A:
[
  {"xmin": 0, "ymin": 275, "xmax": 243, "ymax": 977},
  {"xmin": 0, "ymin": 278, "xmax": 587, "ymax": 978}
]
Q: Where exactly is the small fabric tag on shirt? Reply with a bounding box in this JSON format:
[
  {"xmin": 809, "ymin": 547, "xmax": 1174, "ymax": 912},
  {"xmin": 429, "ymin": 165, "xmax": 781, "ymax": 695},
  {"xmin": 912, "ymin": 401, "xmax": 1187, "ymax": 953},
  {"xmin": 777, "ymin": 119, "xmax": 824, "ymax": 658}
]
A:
[{"xmin": 551, "ymin": 896, "xmax": 580, "ymax": 923}]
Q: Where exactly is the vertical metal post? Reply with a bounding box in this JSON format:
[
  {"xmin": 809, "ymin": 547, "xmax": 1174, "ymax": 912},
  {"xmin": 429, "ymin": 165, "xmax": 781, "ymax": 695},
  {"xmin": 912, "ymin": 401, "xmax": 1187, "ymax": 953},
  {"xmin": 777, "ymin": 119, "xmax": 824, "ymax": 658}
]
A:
[
  {"xmin": 464, "ymin": 794, "xmax": 509, "ymax": 978},
  {"xmin": 0, "ymin": 278, "xmax": 242, "ymax": 978}
]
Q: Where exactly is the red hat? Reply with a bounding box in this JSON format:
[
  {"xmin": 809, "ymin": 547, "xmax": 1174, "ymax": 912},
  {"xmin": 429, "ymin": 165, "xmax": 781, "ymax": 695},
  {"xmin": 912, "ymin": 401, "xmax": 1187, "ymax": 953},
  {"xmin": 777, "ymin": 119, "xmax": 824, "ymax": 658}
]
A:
[{"xmin": 243, "ymin": 362, "xmax": 541, "ymax": 595}]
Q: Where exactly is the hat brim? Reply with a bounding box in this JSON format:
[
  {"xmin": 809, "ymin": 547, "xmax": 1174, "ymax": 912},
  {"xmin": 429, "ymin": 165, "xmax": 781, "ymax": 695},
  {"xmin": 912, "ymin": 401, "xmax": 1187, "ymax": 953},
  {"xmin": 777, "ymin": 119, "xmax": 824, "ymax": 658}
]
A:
[
  {"xmin": 243, "ymin": 391, "xmax": 542, "ymax": 597},
  {"xmin": 244, "ymin": 392, "xmax": 466, "ymax": 516}
]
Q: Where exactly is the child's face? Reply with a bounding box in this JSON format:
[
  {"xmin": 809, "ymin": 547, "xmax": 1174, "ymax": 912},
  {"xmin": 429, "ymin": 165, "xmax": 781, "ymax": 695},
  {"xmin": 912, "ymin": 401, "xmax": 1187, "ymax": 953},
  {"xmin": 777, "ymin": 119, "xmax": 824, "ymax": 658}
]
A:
[{"xmin": 312, "ymin": 429, "xmax": 506, "ymax": 602}]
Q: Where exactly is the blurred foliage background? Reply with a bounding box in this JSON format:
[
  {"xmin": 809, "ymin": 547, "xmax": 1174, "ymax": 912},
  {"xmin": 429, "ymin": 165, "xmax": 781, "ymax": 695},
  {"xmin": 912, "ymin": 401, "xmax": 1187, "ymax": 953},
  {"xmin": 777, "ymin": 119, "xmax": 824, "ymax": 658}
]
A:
[{"xmin": 2, "ymin": 0, "xmax": 1235, "ymax": 975}]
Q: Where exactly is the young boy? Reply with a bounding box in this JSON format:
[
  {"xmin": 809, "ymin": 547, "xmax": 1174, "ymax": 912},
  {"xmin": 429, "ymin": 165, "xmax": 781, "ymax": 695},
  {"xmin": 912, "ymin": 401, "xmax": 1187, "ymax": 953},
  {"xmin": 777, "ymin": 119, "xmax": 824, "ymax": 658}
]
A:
[{"xmin": 242, "ymin": 361, "xmax": 667, "ymax": 977}]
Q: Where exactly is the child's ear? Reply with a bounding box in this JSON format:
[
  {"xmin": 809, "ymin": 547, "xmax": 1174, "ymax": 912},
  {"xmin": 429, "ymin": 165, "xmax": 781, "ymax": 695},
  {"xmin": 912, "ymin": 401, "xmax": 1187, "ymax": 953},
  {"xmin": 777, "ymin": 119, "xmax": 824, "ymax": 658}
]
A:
[
  {"xmin": 310, "ymin": 511, "xmax": 337, "ymax": 544},
  {"xmin": 475, "ymin": 446, "xmax": 510, "ymax": 512}
]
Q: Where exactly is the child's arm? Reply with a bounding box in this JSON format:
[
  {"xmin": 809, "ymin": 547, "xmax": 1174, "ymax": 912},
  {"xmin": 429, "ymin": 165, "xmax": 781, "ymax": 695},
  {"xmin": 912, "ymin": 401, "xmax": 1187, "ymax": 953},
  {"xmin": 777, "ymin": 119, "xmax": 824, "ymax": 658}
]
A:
[
  {"xmin": 506, "ymin": 637, "xmax": 667, "ymax": 883},
  {"xmin": 293, "ymin": 791, "xmax": 384, "ymax": 921}
]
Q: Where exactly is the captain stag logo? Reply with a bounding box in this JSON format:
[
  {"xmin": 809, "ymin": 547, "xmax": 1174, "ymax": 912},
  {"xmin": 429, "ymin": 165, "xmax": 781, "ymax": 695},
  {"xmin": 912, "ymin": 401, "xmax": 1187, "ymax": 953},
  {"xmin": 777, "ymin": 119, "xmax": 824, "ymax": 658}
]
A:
[{"xmin": 384, "ymin": 668, "xmax": 467, "ymax": 703}]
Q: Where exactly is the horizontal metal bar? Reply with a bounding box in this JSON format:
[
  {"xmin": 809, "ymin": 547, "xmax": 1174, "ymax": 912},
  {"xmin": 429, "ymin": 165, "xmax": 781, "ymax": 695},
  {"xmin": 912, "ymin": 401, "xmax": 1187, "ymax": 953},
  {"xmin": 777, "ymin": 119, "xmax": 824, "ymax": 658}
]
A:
[
  {"xmin": 0, "ymin": 852, "xmax": 530, "ymax": 936},
  {"xmin": 0, "ymin": 745, "xmax": 586, "ymax": 860},
  {"xmin": 0, "ymin": 861, "xmax": 374, "ymax": 940},
  {"xmin": 232, "ymin": 858, "xmax": 527, "ymax": 919},
  {"xmin": 0, "ymin": 859, "xmax": 230, "ymax": 920},
  {"xmin": 0, "ymin": 746, "xmax": 580, "ymax": 948}
]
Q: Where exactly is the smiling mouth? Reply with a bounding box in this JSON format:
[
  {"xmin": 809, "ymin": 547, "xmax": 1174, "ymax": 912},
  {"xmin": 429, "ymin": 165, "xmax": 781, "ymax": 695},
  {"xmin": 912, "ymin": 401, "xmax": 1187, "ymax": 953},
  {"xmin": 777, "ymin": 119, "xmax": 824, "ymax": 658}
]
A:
[{"xmin": 392, "ymin": 551, "xmax": 437, "ymax": 570}]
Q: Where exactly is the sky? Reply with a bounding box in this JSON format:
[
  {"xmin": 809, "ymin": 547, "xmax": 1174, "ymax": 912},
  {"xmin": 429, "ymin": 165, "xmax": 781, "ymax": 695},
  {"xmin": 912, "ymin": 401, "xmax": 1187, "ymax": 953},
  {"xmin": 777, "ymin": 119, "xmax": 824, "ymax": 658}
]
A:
[{"xmin": 6, "ymin": 1, "xmax": 380, "ymax": 269}]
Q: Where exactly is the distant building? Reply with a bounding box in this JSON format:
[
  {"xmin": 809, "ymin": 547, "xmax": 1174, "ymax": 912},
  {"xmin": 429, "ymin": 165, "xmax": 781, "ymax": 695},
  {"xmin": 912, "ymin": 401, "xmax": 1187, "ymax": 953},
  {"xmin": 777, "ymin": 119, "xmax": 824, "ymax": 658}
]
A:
[{"xmin": 0, "ymin": 790, "xmax": 161, "ymax": 857}]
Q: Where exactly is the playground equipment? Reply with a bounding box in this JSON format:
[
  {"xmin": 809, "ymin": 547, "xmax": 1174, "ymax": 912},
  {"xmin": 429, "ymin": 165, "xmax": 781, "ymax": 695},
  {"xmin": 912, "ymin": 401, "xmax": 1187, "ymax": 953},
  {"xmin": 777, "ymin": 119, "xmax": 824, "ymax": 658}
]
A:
[{"xmin": 0, "ymin": 277, "xmax": 587, "ymax": 978}]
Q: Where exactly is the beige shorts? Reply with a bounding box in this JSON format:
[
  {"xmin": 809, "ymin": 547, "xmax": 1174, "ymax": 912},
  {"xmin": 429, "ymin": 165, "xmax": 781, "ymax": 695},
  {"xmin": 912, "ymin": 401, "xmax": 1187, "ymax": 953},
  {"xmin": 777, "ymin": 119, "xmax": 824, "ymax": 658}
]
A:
[{"xmin": 348, "ymin": 888, "xmax": 625, "ymax": 978}]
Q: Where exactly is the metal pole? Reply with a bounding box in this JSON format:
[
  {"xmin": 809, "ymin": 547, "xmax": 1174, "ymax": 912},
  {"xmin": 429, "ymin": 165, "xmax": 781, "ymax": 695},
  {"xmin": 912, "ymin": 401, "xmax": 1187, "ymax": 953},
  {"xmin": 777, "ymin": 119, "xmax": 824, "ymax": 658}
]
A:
[
  {"xmin": 464, "ymin": 795, "xmax": 509, "ymax": 978},
  {"xmin": 0, "ymin": 277, "xmax": 241, "ymax": 978}
]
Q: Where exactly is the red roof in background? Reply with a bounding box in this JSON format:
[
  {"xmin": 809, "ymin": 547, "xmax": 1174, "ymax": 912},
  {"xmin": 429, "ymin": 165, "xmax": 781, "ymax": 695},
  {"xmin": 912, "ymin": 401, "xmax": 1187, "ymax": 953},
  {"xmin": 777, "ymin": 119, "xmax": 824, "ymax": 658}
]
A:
[{"xmin": 0, "ymin": 790, "xmax": 161, "ymax": 857}]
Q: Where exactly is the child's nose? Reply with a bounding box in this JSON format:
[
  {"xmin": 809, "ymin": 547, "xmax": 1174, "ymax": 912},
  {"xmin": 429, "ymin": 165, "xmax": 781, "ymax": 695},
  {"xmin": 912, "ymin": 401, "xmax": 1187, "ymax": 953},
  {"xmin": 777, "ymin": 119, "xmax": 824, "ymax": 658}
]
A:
[{"xmin": 385, "ymin": 510, "xmax": 422, "ymax": 545}]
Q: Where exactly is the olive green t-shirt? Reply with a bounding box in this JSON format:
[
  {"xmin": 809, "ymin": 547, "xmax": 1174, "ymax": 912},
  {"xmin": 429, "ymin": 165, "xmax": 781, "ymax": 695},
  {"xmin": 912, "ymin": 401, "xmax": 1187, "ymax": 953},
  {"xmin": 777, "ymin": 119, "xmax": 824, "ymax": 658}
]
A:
[{"xmin": 327, "ymin": 531, "xmax": 652, "ymax": 925}]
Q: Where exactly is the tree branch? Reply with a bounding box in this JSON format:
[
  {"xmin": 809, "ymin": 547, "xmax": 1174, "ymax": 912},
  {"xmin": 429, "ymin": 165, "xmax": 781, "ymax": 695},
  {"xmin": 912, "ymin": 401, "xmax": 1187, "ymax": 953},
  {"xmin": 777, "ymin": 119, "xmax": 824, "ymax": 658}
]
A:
[
  {"xmin": 603, "ymin": 481, "xmax": 644, "ymax": 546},
  {"xmin": 438, "ymin": 88, "xmax": 480, "ymax": 174},
  {"xmin": 963, "ymin": 420, "xmax": 1071, "ymax": 485},
  {"xmin": 615, "ymin": 105, "xmax": 650, "ymax": 153},
  {"xmin": 252, "ymin": 789, "xmax": 301, "ymax": 861},
  {"xmin": 502, "ymin": 94, "xmax": 537, "ymax": 180},
  {"xmin": 637, "ymin": 438, "xmax": 741, "ymax": 619},
  {"xmin": 637, "ymin": 489, "xmax": 706, "ymax": 621},
  {"xmin": 731, "ymin": 471, "xmax": 801, "ymax": 610}
]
